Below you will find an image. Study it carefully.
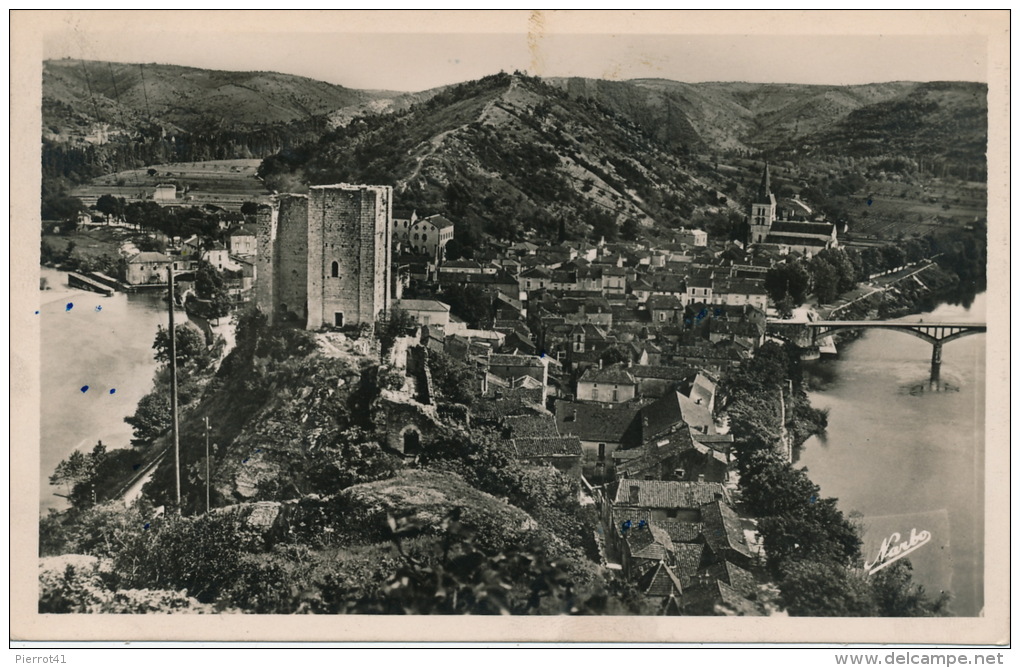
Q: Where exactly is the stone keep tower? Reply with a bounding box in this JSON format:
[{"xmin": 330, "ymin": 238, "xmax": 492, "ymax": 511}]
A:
[
  {"xmin": 256, "ymin": 184, "xmax": 392, "ymax": 329},
  {"xmin": 748, "ymin": 162, "xmax": 777, "ymax": 244},
  {"xmin": 307, "ymin": 184, "xmax": 392, "ymax": 329},
  {"xmin": 256, "ymin": 194, "xmax": 310, "ymax": 325}
]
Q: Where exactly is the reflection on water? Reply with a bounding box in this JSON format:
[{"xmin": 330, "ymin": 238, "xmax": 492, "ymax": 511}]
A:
[
  {"xmin": 799, "ymin": 292, "xmax": 985, "ymax": 616},
  {"xmin": 39, "ymin": 268, "xmax": 167, "ymax": 513},
  {"xmin": 903, "ymin": 381, "xmax": 959, "ymax": 396}
]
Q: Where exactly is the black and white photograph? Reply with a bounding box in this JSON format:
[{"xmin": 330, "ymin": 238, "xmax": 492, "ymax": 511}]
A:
[{"xmin": 11, "ymin": 9, "xmax": 1009, "ymax": 647}]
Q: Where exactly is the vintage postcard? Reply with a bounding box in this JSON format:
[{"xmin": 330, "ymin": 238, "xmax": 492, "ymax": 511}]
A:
[{"xmin": 10, "ymin": 10, "xmax": 1010, "ymax": 646}]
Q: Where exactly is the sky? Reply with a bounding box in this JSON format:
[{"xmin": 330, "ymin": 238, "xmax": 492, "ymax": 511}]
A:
[{"xmin": 38, "ymin": 11, "xmax": 992, "ymax": 93}]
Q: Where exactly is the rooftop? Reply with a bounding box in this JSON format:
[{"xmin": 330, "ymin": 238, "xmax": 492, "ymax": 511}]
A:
[
  {"xmin": 578, "ymin": 364, "xmax": 637, "ymax": 386},
  {"xmin": 512, "ymin": 435, "xmax": 583, "ymax": 458},
  {"xmin": 612, "ymin": 479, "xmax": 729, "ymax": 509},
  {"xmin": 503, "ymin": 414, "xmax": 559, "ymax": 439},
  {"xmin": 555, "ymin": 401, "xmax": 641, "ymax": 445},
  {"xmin": 395, "ymin": 299, "xmax": 451, "ymax": 313}
]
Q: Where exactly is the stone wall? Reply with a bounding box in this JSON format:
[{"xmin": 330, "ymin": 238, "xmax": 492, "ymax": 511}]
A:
[
  {"xmin": 275, "ymin": 195, "xmax": 309, "ymax": 325},
  {"xmin": 254, "ymin": 204, "xmax": 278, "ymax": 321}
]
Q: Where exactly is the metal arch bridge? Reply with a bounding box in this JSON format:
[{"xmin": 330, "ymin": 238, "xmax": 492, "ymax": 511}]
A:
[{"xmin": 766, "ymin": 319, "xmax": 987, "ymax": 383}]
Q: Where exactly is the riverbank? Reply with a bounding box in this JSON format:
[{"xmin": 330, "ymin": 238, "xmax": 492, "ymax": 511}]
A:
[{"xmin": 798, "ymin": 293, "xmax": 986, "ymax": 616}]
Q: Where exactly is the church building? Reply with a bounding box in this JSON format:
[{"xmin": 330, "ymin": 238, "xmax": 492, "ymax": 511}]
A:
[{"xmin": 747, "ymin": 163, "xmax": 838, "ymax": 256}]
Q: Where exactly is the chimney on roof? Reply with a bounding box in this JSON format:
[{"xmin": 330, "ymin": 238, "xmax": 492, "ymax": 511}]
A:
[
  {"xmin": 697, "ymin": 474, "xmax": 706, "ymax": 482},
  {"xmin": 629, "ymin": 485, "xmax": 640, "ymax": 505},
  {"xmin": 571, "ymin": 408, "xmax": 577, "ymax": 422}
]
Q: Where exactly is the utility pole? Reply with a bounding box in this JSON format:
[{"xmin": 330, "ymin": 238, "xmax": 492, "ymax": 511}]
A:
[
  {"xmin": 168, "ymin": 265, "xmax": 181, "ymax": 511},
  {"xmin": 204, "ymin": 416, "xmax": 211, "ymax": 514}
]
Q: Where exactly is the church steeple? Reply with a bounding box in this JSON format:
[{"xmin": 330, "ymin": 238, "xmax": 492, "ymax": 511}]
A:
[{"xmin": 756, "ymin": 162, "xmax": 772, "ymax": 202}]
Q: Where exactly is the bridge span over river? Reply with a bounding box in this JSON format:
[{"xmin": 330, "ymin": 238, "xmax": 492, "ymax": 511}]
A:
[{"xmin": 767, "ymin": 319, "xmax": 987, "ymax": 384}]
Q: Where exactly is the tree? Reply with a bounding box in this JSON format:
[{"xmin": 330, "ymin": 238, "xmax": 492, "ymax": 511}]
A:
[
  {"xmin": 598, "ymin": 345, "xmax": 631, "ymax": 367},
  {"xmin": 765, "ymin": 262, "xmax": 811, "ymax": 304},
  {"xmin": 41, "ymin": 195, "xmax": 85, "ymax": 223},
  {"xmin": 620, "ymin": 218, "xmax": 640, "ymax": 241},
  {"xmin": 189, "ymin": 261, "xmax": 232, "ymax": 320},
  {"xmin": 439, "ymin": 284, "xmax": 492, "ymax": 329},
  {"xmin": 95, "ymin": 194, "xmax": 125, "ymax": 219},
  {"xmin": 426, "ymin": 351, "xmax": 477, "ymax": 406},
  {"xmin": 152, "ymin": 324, "xmax": 210, "ymax": 369},
  {"xmin": 49, "ymin": 450, "xmax": 93, "ymax": 497},
  {"xmin": 758, "ymin": 498, "xmax": 862, "ymax": 577},
  {"xmin": 869, "ymin": 559, "xmax": 951, "ymax": 617},
  {"xmin": 778, "ymin": 560, "xmax": 876, "ymax": 616},
  {"xmin": 367, "ymin": 508, "xmax": 650, "ymax": 615},
  {"xmin": 302, "ymin": 428, "xmax": 401, "ymax": 496},
  {"xmin": 48, "ymin": 442, "xmax": 115, "ymax": 509},
  {"xmin": 124, "ymin": 201, "xmax": 166, "ymax": 231},
  {"xmin": 809, "ymin": 257, "xmax": 840, "ymax": 305},
  {"xmin": 240, "ymin": 201, "xmax": 260, "ymax": 216},
  {"xmin": 881, "ymin": 245, "xmax": 906, "ymax": 271},
  {"xmin": 124, "ymin": 389, "xmax": 171, "ymax": 447},
  {"xmin": 443, "ymin": 238, "xmax": 468, "ymax": 262},
  {"xmin": 377, "ymin": 306, "xmax": 416, "ymax": 357},
  {"xmin": 816, "ymin": 248, "xmax": 857, "ymax": 294}
]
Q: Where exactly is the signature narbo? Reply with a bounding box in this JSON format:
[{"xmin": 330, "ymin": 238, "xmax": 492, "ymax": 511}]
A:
[{"xmin": 864, "ymin": 527, "xmax": 932, "ymax": 575}]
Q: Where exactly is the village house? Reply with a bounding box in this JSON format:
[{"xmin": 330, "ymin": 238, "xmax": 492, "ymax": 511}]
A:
[
  {"xmin": 631, "ymin": 365, "xmax": 696, "ymax": 399},
  {"xmin": 391, "ymin": 208, "xmax": 417, "ymax": 249},
  {"xmin": 713, "ymin": 277, "xmax": 768, "ymax": 311},
  {"xmin": 203, "ymin": 241, "xmax": 232, "ymax": 272},
  {"xmin": 707, "ymin": 317, "xmax": 766, "ymax": 350},
  {"xmin": 555, "ymin": 401, "xmax": 641, "ymax": 482},
  {"xmin": 602, "ymin": 266, "xmax": 627, "ymax": 295},
  {"xmin": 661, "ymin": 343, "xmax": 748, "ymax": 374},
  {"xmin": 439, "ymin": 259, "xmax": 487, "ymax": 276},
  {"xmin": 576, "ymin": 364, "xmax": 637, "ymax": 404},
  {"xmin": 409, "ymin": 214, "xmax": 455, "ymax": 261},
  {"xmin": 608, "ymin": 479, "xmax": 731, "ymax": 530},
  {"xmin": 685, "ymin": 275, "xmax": 713, "ymax": 304},
  {"xmin": 125, "ymin": 251, "xmax": 170, "ymax": 285},
  {"xmin": 487, "ymin": 353, "xmax": 549, "ymax": 403},
  {"xmin": 509, "ymin": 435, "xmax": 584, "ymax": 479},
  {"xmin": 673, "ymin": 227, "xmax": 708, "ymax": 247},
  {"xmin": 519, "ymin": 266, "xmax": 552, "ymax": 293},
  {"xmin": 228, "ymin": 226, "xmax": 258, "ymax": 257},
  {"xmin": 394, "ymin": 298, "xmax": 452, "ymax": 329},
  {"xmin": 647, "ymin": 294, "xmax": 685, "ymax": 324}
]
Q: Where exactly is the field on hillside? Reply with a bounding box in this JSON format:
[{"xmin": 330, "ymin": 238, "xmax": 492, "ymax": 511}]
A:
[
  {"xmin": 711, "ymin": 159, "xmax": 985, "ymax": 241},
  {"xmin": 840, "ymin": 178, "xmax": 986, "ymax": 240},
  {"xmin": 72, "ymin": 159, "xmax": 271, "ymax": 210},
  {"xmin": 42, "ymin": 226, "xmax": 136, "ymax": 261}
]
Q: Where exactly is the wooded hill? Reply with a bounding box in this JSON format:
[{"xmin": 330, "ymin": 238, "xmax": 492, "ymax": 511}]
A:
[
  {"xmin": 257, "ymin": 72, "xmax": 727, "ymax": 243},
  {"xmin": 546, "ymin": 78, "xmax": 987, "ymax": 181},
  {"xmin": 44, "ymin": 59, "xmax": 385, "ymax": 138}
]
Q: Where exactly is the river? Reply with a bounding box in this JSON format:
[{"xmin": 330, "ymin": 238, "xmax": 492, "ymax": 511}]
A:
[
  {"xmin": 798, "ymin": 292, "xmax": 986, "ymax": 617},
  {"xmin": 39, "ymin": 267, "xmax": 169, "ymax": 514}
]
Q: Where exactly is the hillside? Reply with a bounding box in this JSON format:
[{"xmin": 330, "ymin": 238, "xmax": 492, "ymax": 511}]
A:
[
  {"xmin": 546, "ymin": 78, "xmax": 987, "ymax": 178},
  {"xmin": 258, "ymin": 72, "xmax": 726, "ymax": 242},
  {"xmin": 36, "ymin": 310, "xmax": 628, "ymax": 614},
  {"xmin": 43, "ymin": 59, "xmax": 383, "ymax": 140}
]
